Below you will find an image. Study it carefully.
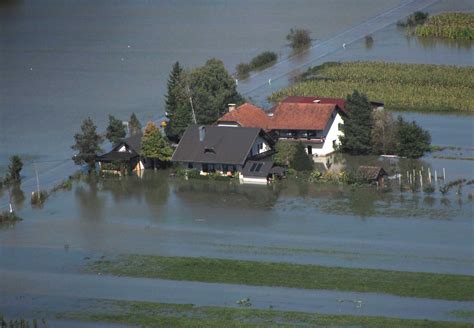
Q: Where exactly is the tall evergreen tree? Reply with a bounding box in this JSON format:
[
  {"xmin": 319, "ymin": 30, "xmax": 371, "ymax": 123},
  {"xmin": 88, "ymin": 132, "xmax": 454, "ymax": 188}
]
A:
[
  {"xmin": 105, "ymin": 115, "xmax": 126, "ymax": 145},
  {"xmin": 71, "ymin": 117, "xmax": 103, "ymax": 173},
  {"xmin": 164, "ymin": 62, "xmax": 192, "ymax": 140},
  {"xmin": 141, "ymin": 122, "xmax": 174, "ymax": 169},
  {"xmin": 290, "ymin": 142, "xmax": 313, "ymax": 171},
  {"xmin": 6, "ymin": 155, "xmax": 23, "ymax": 184},
  {"xmin": 339, "ymin": 90, "xmax": 373, "ymax": 155},
  {"xmin": 189, "ymin": 58, "xmax": 244, "ymax": 125},
  {"xmin": 396, "ymin": 116, "xmax": 431, "ymax": 158},
  {"xmin": 128, "ymin": 113, "xmax": 142, "ymax": 136}
]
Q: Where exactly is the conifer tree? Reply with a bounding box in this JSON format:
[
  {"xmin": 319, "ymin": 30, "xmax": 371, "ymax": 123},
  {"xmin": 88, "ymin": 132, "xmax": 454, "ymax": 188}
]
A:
[
  {"xmin": 128, "ymin": 113, "xmax": 142, "ymax": 136},
  {"xmin": 339, "ymin": 90, "xmax": 373, "ymax": 155},
  {"xmin": 71, "ymin": 117, "xmax": 103, "ymax": 173},
  {"xmin": 5, "ymin": 155, "xmax": 23, "ymax": 184},
  {"xmin": 396, "ymin": 117, "xmax": 431, "ymax": 158},
  {"xmin": 290, "ymin": 142, "xmax": 313, "ymax": 171},
  {"xmin": 164, "ymin": 62, "xmax": 192, "ymax": 140},
  {"xmin": 105, "ymin": 115, "xmax": 126, "ymax": 145}
]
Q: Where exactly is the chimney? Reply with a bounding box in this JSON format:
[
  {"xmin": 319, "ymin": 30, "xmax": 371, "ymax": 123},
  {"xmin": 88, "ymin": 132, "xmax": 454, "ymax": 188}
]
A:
[
  {"xmin": 228, "ymin": 103, "xmax": 236, "ymax": 112},
  {"xmin": 199, "ymin": 126, "xmax": 206, "ymax": 142}
]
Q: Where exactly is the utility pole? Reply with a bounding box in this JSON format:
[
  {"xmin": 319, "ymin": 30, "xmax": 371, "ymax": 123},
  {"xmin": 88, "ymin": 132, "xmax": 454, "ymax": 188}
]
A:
[{"xmin": 34, "ymin": 161, "xmax": 41, "ymax": 201}]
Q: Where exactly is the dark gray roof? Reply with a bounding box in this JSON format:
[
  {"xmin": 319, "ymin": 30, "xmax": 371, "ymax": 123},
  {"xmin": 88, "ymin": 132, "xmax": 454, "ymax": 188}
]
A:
[
  {"xmin": 113, "ymin": 132, "xmax": 142, "ymax": 154},
  {"xmin": 242, "ymin": 160, "xmax": 274, "ymax": 178},
  {"xmin": 172, "ymin": 126, "xmax": 266, "ymax": 165}
]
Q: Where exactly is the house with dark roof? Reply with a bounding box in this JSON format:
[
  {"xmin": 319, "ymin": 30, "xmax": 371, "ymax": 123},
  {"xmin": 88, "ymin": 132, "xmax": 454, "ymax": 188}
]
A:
[
  {"xmin": 96, "ymin": 133, "xmax": 145, "ymax": 175},
  {"xmin": 171, "ymin": 125, "xmax": 283, "ymax": 183},
  {"xmin": 217, "ymin": 98, "xmax": 347, "ymax": 156},
  {"xmin": 357, "ymin": 166, "xmax": 388, "ymax": 187}
]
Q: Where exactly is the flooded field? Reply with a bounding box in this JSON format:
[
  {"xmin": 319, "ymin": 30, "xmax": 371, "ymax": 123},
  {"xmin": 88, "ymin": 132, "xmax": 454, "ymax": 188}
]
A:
[{"xmin": 1, "ymin": 0, "xmax": 473, "ymax": 325}]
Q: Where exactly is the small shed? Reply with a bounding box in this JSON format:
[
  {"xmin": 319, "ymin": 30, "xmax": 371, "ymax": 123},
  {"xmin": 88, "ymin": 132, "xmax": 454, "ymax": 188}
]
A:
[
  {"xmin": 357, "ymin": 166, "xmax": 388, "ymax": 187},
  {"xmin": 241, "ymin": 159, "xmax": 285, "ymax": 184}
]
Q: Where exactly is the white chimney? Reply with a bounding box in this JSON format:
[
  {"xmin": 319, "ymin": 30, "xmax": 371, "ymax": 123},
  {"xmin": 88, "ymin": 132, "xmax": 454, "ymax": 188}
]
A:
[{"xmin": 228, "ymin": 103, "xmax": 236, "ymax": 112}]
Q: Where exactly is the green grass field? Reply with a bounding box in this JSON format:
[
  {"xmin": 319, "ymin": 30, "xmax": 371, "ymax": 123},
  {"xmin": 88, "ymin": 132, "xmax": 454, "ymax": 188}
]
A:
[
  {"xmin": 415, "ymin": 13, "xmax": 474, "ymax": 40},
  {"xmin": 87, "ymin": 254, "xmax": 474, "ymax": 301},
  {"xmin": 269, "ymin": 61, "xmax": 474, "ymax": 113},
  {"xmin": 58, "ymin": 299, "xmax": 473, "ymax": 328}
]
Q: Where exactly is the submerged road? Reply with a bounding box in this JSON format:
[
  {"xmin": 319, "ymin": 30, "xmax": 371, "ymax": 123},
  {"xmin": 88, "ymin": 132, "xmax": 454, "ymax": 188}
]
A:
[
  {"xmin": 237, "ymin": 0, "xmax": 439, "ymax": 105},
  {"xmin": 0, "ymin": 268, "xmax": 472, "ymax": 323}
]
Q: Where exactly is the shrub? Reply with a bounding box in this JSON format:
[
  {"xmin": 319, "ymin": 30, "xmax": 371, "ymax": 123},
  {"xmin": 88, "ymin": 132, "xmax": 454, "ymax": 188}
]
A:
[
  {"xmin": 249, "ymin": 51, "xmax": 278, "ymax": 70},
  {"xmin": 286, "ymin": 28, "xmax": 311, "ymax": 49},
  {"xmin": 31, "ymin": 190, "xmax": 48, "ymax": 206},
  {"xmin": 290, "ymin": 142, "xmax": 313, "ymax": 172},
  {"xmin": 396, "ymin": 116, "xmax": 431, "ymax": 158},
  {"xmin": 0, "ymin": 211, "xmax": 22, "ymax": 224},
  {"xmin": 365, "ymin": 35, "xmax": 374, "ymax": 47},
  {"xmin": 423, "ymin": 184, "xmax": 435, "ymax": 194},
  {"xmin": 397, "ymin": 11, "xmax": 429, "ymax": 27},
  {"xmin": 236, "ymin": 62, "xmax": 251, "ymax": 78}
]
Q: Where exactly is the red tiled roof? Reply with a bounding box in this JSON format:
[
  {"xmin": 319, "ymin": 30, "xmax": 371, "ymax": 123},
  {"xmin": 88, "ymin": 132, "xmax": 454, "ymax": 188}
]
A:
[
  {"xmin": 218, "ymin": 103, "xmax": 271, "ymax": 129},
  {"xmin": 282, "ymin": 96, "xmax": 346, "ymax": 111},
  {"xmin": 217, "ymin": 101, "xmax": 340, "ymax": 131},
  {"xmin": 271, "ymin": 103, "xmax": 337, "ymax": 130}
]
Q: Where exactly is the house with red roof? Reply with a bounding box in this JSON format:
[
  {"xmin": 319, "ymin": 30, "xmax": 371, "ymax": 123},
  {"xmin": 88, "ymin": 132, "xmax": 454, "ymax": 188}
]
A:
[{"xmin": 217, "ymin": 97, "xmax": 347, "ymax": 157}]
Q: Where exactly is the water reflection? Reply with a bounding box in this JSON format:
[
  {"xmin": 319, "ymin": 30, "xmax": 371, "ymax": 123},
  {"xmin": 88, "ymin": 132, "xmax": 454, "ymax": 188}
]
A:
[
  {"xmin": 406, "ymin": 34, "xmax": 472, "ymax": 51},
  {"xmin": 74, "ymin": 177, "xmax": 105, "ymax": 221}
]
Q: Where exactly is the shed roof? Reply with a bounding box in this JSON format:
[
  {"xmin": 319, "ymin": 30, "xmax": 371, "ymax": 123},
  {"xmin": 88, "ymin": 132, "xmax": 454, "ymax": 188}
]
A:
[
  {"xmin": 171, "ymin": 125, "xmax": 268, "ymax": 165},
  {"xmin": 357, "ymin": 166, "xmax": 388, "ymax": 180}
]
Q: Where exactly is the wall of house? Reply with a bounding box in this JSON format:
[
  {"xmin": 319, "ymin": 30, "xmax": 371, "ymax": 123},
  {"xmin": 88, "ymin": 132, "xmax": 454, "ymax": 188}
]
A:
[
  {"xmin": 181, "ymin": 162, "xmax": 242, "ymax": 175},
  {"xmin": 239, "ymin": 174, "xmax": 268, "ymax": 185},
  {"xmin": 313, "ymin": 112, "xmax": 344, "ymax": 156},
  {"xmin": 249, "ymin": 136, "xmax": 271, "ymax": 157}
]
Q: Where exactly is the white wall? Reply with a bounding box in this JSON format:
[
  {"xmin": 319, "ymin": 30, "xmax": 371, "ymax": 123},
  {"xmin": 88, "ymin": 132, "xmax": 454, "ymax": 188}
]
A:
[
  {"xmin": 249, "ymin": 136, "xmax": 271, "ymax": 157},
  {"xmin": 313, "ymin": 112, "xmax": 344, "ymax": 156}
]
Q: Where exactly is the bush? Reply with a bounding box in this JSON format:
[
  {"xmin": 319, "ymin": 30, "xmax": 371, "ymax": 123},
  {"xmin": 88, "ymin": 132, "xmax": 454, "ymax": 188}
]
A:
[
  {"xmin": 31, "ymin": 190, "xmax": 48, "ymax": 206},
  {"xmin": 286, "ymin": 28, "xmax": 311, "ymax": 49},
  {"xmin": 290, "ymin": 142, "xmax": 313, "ymax": 172},
  {"xmin": 236, "ymin": 62, "xmax": 251, "ymax": 78},
  {"xmin": 0, "ymin": 211, "xmax": 22, "ymax": 224},
  {"xmin": 365, "ymin": 35, "xmax": 374, "ymax": 47},
  {"xmin": 249, "ymin": 51, "xmax": 278, "ymax": 70},
  {"xmin": 423, "ymin": 184, "xmax": 435, "ymax": 194},
  {"xmin": 397, "ymin": 11, "xmax": 429, "ymax": 27},
  {"xmin": 396, "ymin": 117, "xmax": 431, "ymax": 158}
]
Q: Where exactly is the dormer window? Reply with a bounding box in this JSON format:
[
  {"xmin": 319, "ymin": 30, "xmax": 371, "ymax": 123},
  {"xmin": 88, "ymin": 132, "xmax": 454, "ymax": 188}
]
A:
[{"xmin": 204, "ymin": 147, "xmax": 215, "ymax": 154}]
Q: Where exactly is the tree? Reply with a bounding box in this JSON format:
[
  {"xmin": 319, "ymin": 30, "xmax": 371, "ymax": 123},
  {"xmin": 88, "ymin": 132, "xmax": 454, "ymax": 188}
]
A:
[
  {"xmin": 164, "ymin": 62, "xmax": 193, "ymax": 141},
  {"xmin": 274, "ymin": 140, "xmax": 297, "ymax": 166},
  {"xmin": 396, "ymin": 117, "xmax": 431, "ymax": 158},
  {"xmin": 5, "ymin": 155, "xmax": 23, "ymax": 183},
  {"xmin": 339, "ymin": 90, "xmax": 373, "ymax": 155},
  {"xmin": 140, "ymin": 122, "xmax": 174, "ymax": 169},
  {"xmin": 286, "ymin": 28, "xmax": 311, "ymax": 49},
  {"xmin": 189, "ymin": 58, "xmax": 244, "ymax": 125},
  {"xmin": 128, "ymin": 113, "xmax": 142, "ymax": 136},
  {"xmin": 105, "ymin": 115, "xmax": 126, "ymax": 145},
  {"xmin": 372, "ymin": 110, "xmax": 397, "ymax": 155},
  {"xmin": 290, "ymin": 142, "xmax": 313, "ymax": 171},
  {"xmin": 71, "ymin": 117, "xmax": 103, "ymax": 173}
]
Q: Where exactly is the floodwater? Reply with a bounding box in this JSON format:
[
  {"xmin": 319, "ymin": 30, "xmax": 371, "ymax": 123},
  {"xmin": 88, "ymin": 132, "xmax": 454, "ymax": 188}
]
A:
[{"xmin": 1, "ymin": 0, "xmax": 473, "ymax": 324}]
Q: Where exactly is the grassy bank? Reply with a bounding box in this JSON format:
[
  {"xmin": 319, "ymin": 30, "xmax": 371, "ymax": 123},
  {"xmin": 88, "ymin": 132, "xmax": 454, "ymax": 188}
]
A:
[
  {"xmin": 415, "ymin": 13, "xmax": 474, "ymax": 40},
  {"xmin": 59, "ymin": 299, "xmax": 473, "ymax": 328},
  {"xmin": 87, "ymin": 255, "xmax": 474, "ymax": 301},
  {"xmin": 269, "ymin": 61, "xmax": 474, "ymax": 113}
]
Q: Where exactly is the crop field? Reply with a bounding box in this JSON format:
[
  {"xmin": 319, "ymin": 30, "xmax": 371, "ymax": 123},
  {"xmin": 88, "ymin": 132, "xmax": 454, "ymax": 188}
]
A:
[
  {"xmin": 415, "ymin": 13, "xmax": 474, "ymax": 40},
  {"xmin": 269, "ymin": 61, "xmax": 474, "ymax": 113}
]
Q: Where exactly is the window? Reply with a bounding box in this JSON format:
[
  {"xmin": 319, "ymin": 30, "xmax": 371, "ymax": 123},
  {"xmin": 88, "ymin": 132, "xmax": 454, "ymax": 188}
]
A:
[
  {"xmin": 188, "ymin": 163, "xmax": 193, "ymax": 169},
  {"xmin": 255, "ymin": 163, "xmax": 263, "ymax": 172}
]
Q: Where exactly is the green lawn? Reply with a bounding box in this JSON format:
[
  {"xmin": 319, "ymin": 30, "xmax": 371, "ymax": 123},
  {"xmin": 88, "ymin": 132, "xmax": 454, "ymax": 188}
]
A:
[
  {"xmin": 59, "ymin": 299, "xmax": 473, "ymax": 328},
  {"xmin": 87, "ymin": 254, "xmax": 474, "ymax": 301},
  {"xmin": 269, "ymin": 61, "xmax": 474, "ymax": 113}
]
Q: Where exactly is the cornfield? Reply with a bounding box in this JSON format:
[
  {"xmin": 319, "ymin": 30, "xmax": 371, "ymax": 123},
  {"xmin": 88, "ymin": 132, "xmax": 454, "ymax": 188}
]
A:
[
  {"xmin": 415, "ymin": 13, "xmax": 474, "ymax": 40},
  {"xmin": 269, "ymin": 61, "xmax": 474, "ymax": 113}
]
